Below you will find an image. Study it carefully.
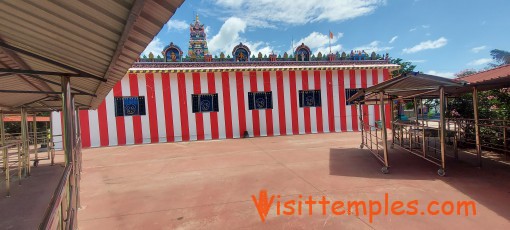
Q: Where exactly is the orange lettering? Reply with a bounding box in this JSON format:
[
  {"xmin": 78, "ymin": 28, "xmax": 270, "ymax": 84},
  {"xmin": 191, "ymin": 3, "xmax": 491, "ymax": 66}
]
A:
[{"xmin": 251, "ymin": 190, "xmax": 275, "ymax": 222}]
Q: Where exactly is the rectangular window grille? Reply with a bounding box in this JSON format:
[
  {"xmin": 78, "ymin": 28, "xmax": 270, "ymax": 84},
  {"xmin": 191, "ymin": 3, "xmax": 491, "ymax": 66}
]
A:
[
  {"xmin": 345, "ymin": 88, "xmax": 363, "ymax": 105},
  {"xmin": 298, "ymin": 90, "xmax": 321, "ymax": 107},
  {"xmin": 248, "ymin": 91, "xmax": 273, "ymax": 110},
  {"xmin": 192, "ymin": 93, "xmax": 219, "ymax": 113},
  {"xmin": 114, "ymin": 96, "xmax": 146, "ymax": 116}
]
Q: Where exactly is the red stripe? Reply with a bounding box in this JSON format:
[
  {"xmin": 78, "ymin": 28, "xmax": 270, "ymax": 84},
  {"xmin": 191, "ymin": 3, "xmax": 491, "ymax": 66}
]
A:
[
  {"xmin": 192, "ymin": 73, "xmax": 204, "ymax": 140},
  {"xmin": 361, "ymin": 70, "xmax": 369, "ymax": 130},
  {"xmin": 349, "ymin": 70, "xmax": 359, "ymax": 131},
  {"xmin": 129, "ymin": 74, "xmax": 143, "ymax": 144},
  {"xmin": 97, "ymin": 100, "xmax": 109, "ymax": 146},
  {"xmin": 372, "ymin": 69, "xmax": 380, "ymax": 122},
  {"xmin": 338, "ymin": 70, "xmax": 347, "ymax": 132},
  {"xmin": 145, "ymin": 73, "xmax": 159, "ymax": 143},
  {"xmin": 249, "ymin": 72, "xmax": 260, "ymax": 137},
  {"xmin": 161, "ymin": 73, "xmax": 175, "ymax": 142},
  {"xmin": 383, "ymin": 69, "xmax": 391, "ymax": 129},
  {"xmin": 112, "ymin": 82, "xmax": 126, "ymax": 145},
  {"xmin": 314, "ymin": 71, "xmax": 323, "ymax": 133},
  {"xmin": 79, "ymin": 110, "xmax": 91, "ymax": 148},
  {"xmin": 207, "ymin": 72, "xmax": 219, "ymax": 139},
  {"xmin": 221, "ymin": 72, "xmax": 233, "ymax": 138},
  {"xmin": 302, "ymin": 71, "xmax": 311, "ymax": 134},
  {"xmin": 289, "ymin": 71, "xmax": 299, "ymax": 135},
  {"xmin": 177, "ymin": 73, "xmax": 190, "ymax": 141},
  {"xmin": 263, "ymin": 71, "xmax": 274, "ymax": 136},
  {"xmin": 326, "ymin": 70, "xmax": 335, "ymax": 132},
  {"xmin": 236, "ymin": 72, "xmax": 247, "ymax": 136},
  {"xmin": 276, "ymin": 71, "xmax": 286, "ymax": 135}
]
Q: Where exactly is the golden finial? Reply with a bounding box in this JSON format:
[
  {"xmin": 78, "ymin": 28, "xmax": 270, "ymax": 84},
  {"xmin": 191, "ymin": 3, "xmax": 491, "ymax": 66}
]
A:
[{"xmin": 196, "ymin": 13, "xmax": 199, "ymax": 22}]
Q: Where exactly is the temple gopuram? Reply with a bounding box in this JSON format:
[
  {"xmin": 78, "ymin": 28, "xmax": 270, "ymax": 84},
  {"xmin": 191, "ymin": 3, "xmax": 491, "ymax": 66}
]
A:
[{"xmin": 52, "ymin": 17, "xmax": 400, "ymax": 149}]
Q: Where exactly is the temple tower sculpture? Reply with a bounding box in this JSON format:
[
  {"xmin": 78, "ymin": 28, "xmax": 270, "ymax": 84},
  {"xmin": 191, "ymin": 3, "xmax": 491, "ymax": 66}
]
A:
[{"xmin": 188, "ymin": 14, "xmax": 209, "ymax": 58}]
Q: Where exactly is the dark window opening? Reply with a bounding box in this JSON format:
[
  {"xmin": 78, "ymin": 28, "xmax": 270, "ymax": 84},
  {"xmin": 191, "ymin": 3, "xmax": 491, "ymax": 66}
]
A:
[
  {"xmin": 248, "ymin": 91, "xmax": 273, "ymax": 110},
  {"xmin": 299, "ymin": 90, "xmax": 321, "ymax": 107},
  {"xmin": 345, "ymin": 88, "xmax": 363, "ymax": 105},
  {"xmin": 114, "ymin": 96, "xmax": 146, "ymax": 116},
  {"xmin": 192, "ymin": 93, "xmax": 219, "ymax": 113}
]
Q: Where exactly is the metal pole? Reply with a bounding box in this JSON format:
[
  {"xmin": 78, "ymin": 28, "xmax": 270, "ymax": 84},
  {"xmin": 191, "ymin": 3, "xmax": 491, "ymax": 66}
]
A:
[
  {"xmin": 21, "ymin": 107, "xmax": 30, "ymax": 177},
  {"xmin": 359, "ymin": 103, "xmax": 364, "ymax": 148},
  {"xmin": 413, "ymin": 98, "xmax": 418, "ymax": 122},
  {"xmin": 4, "ymin": 146, "xmax": 9, "ymax": 197},
  {"xmin": 61, "ymin": 76, "xmax": 77, "ymax": 228},
  {"xmin": 49, "ymin": 113, "xmax": 54, "ymax": 166},
  {"xmin": 1, "ymin": 111, "xmax": 5, "ymax": 172},
  {"xmin": 74, "ymin": 103, "xmax": 82, "ymax": 208},
  {"xmin": 33, "ymin": 113, "xmax": 38, "ymax": 165},
  {"xmin": 421, "ymin": 99, "xmax": 426, "ymax": 157},
  {"xmin": 379, "ymin": 92, "xmax": 389, "ymax": 172},
  {"xmin": 439, "ymin": 87, "xmax": 446, "ymax": 176},
  {"xmin": 17, "ymin": 144, "xmax": 21, "ymax": 185},
  {"xmin": 390, "ymin": 98, "xmax": 395, "ymax": 147},
  {"xmin": 472, "ymin": 87, "xmax": 482, "ymax": 167}
]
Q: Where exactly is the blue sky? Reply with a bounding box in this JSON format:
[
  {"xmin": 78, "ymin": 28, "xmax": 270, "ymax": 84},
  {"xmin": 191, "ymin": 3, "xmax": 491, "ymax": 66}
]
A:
[{"xmin": 142, "ymin": 0, "xmax": 510, "ymax": 78}]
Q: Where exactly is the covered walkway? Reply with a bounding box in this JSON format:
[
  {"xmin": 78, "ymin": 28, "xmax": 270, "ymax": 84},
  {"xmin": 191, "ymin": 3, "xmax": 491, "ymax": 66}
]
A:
[{"xmin": 0, "ymin": 0, "xmax": 185, "ymax": 228}]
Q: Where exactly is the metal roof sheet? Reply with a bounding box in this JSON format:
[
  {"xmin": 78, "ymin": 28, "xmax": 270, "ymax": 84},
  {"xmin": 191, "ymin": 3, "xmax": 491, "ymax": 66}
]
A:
[
  {"xmin": 0, "ymin": 0, "xmax": 185, "ymax": 111},
  {"xmin": 347, "ymin": 73, "xmax": 469, "ymax": 102}
]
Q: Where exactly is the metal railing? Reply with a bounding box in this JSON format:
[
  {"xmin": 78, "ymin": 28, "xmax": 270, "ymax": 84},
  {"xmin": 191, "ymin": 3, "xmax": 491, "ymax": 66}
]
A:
[
  {"xmin": 360, "ymin": 122, "xmax": 386, "ymax": 164},
  {"xmin": 1, "ymin": 141, "xmax": 23, "ymax": 197},
  {"xmin": 391, "ymin": 120, "xmax": 458, "ymax": 168},
  {"xmin": 451, "ymin": 118, "xmax": 509, "ymax": 154},
  {"xmin": 39, "ymin": 136, "xmax": 81, "ymax": 230}
]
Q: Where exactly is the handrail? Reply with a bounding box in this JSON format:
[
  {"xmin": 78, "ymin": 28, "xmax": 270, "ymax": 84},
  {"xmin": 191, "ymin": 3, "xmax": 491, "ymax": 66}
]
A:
[
  {"xmin": 0, "ymin": 141, "xmax": 22, "ymax": 149},
  {"xmin": 39, "ymin": 164, "xmax": 72, "ymax": 230}
]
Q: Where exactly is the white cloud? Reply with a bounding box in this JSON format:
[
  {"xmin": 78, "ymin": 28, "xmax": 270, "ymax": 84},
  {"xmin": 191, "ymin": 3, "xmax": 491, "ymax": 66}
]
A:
[
  {"xmin": 208, "ymin": 17, "xmax": 275, "ymax": 56},
  {"xmin": 215, "ymin": 0, "xmax": 244, "ymax": 7},
  {"xmin": 167, "ymin": 19, "xmax": 189, "ymax": 31},
  {"xmin": 409, "ymin": 59, "xmax": 426, "ymax": 63},
  {"xmin": 426, "ymin": 70, "xmax": 455, "ymax": 79},
  {"xmin": 422, "ymin": 25, "xmax": 430, "ymax": 29},
  {"xmin": 212, "ymin": 0, "xmax": 385, "ymax": 27},
  {"xmin": 389, "ymin": 36, "xmax": 398, "ymax": 44},
  {"xmin": 471, "ymin": 45, "xmax": 487, "ymax": 53},
  {"xmin": 353, "ymin": 41, "xmax": 393, "ymax": 53},
  {"xmin": 288, "ymin": 32, "xmax": 344, "ymax": 54},
  {"xmin": 409, "ymin": 28, "xmax": 417, "ymax": 32},
  {"xmin": 468, "ymin": 58, "xmax": 492, "ymax": 66},
  {"xmin": 142, "ymin": 37, "xmax": 164, "ymax": 57},
  {"xmin": 403, "ymin": 37, "xmax": 448, "ymax": 54},
  {"xmin": 208, "ymin": 17, "xmax": 247, "ymax": 54},
  {"xmin": 204, "ymin": 26, "xmax": 211, "ymax": 36},
  {"xmin": 316, "ymin": 45, "xmax": 343, "ymax": 55}
]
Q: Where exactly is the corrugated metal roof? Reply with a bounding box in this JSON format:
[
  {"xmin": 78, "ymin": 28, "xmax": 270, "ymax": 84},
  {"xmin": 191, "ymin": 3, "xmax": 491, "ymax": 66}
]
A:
[
  {"xmin": 348, "ymin": 73, "xmax": 468, "ymax": 103},
  {"xmin": 0, "ymin": 0, "xmax": 185, "ymax": 111}
]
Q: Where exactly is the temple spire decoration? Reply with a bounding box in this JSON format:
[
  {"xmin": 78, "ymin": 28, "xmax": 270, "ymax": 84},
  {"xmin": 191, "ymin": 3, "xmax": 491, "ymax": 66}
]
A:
[{"xmin": 188, "ymin": 14, "xmax": 209, "ymax": 58}]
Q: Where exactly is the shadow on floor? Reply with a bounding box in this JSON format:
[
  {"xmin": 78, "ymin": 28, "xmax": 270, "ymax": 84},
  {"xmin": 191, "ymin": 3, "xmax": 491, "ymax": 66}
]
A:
[{"xmin": 329, "ymin": 144, "xmax": 510, "ymax": 222}]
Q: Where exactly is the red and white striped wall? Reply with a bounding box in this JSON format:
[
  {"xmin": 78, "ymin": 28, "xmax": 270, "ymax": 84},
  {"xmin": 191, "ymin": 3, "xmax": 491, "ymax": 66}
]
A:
[{"xmin": 51, "ymin": 68, "xmax": 391, "ymax": 149}]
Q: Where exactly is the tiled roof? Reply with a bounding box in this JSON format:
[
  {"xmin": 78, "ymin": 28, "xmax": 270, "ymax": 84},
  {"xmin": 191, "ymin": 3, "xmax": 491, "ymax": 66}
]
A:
[
  {"xmin": 3, "ymin": 115, "xmax": 50, "ymax": 122},
  {"xmin": 457, "ymin": 64, "xmax": 510, "ymax": 84}
]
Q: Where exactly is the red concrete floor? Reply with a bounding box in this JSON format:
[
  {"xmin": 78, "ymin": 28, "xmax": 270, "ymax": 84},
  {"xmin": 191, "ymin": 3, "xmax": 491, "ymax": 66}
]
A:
[
  {"xmin": 0, "ymin": 150, "xmax": 65, "ymax": 229},
  {"xmin": 78, "ymin": 132, "xmax": 510, "ymax": 229}
]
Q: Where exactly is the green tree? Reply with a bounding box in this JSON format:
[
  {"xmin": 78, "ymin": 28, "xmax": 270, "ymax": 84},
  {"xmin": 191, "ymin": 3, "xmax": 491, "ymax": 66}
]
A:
[
  {"xmin": 389, "ymin": 58, "xmax": 416, "ymax": 78},
  {"xmin": 455, "ymin": 69, "xmax": 478, "ymax": 78},
  {"xmin": 489, "ymin": 49, "xmax": 510, "ymax": 67}
]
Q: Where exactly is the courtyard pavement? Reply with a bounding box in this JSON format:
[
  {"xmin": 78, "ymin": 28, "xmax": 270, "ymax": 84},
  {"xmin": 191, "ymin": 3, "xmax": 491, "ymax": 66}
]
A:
[{"xmin": 76, "ymin": 132, "xmax": 510, "ymax": 229}]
